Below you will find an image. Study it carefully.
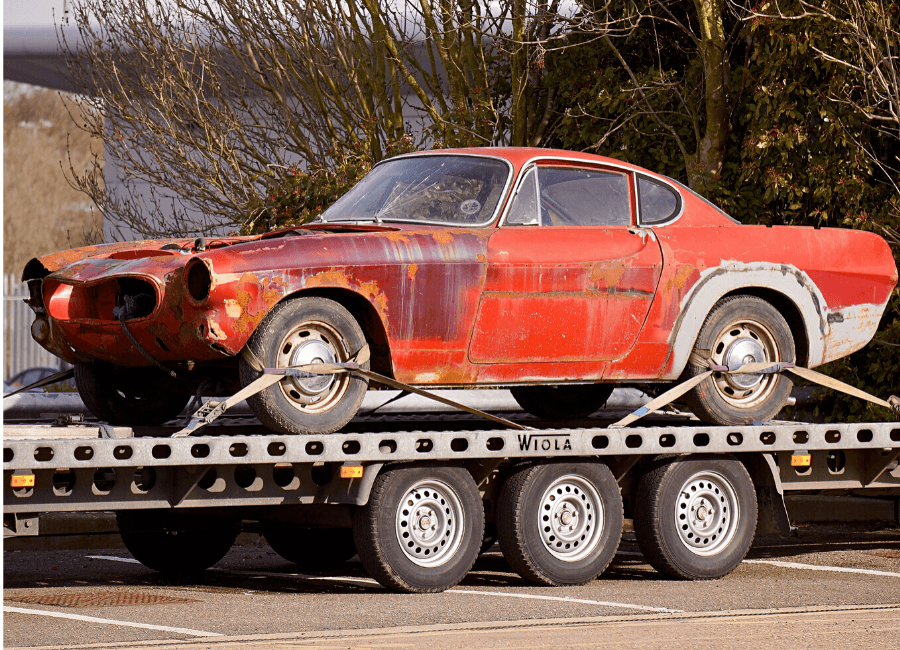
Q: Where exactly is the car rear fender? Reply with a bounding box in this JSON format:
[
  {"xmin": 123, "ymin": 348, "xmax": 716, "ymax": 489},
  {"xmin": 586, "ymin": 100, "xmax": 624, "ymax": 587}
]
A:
[{"xmin": 666, "ymin": 261, "xmax": 828, "ymax": 378}]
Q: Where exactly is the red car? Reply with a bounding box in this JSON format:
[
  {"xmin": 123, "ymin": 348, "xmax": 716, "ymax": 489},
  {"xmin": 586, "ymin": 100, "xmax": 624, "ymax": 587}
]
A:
[{"xmin": 22, "ymin": 148, "xmax": 898, "ymax": 432}]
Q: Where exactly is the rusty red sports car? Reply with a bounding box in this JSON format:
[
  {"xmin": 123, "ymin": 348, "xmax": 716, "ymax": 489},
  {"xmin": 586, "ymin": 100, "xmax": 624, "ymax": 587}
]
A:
[{"xmin": 22, "ymin": 148, "xmax": 898, "ymax": 432}]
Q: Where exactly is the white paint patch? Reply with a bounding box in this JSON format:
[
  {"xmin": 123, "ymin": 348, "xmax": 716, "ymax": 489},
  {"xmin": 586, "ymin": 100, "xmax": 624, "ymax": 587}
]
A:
[
  {"xmin": 744, "ymin": 559, "xmax": 900, "ymax": 578},
  {"xmin": 412, "ymin": 372, "xmax": 440, "ymax": 383},
  {"xmin": 449, "ymin": 589, "xmax": 680, "ymax": 613},
  {"xmin": 3, "ymin": 606, "xmax": 223, "ymax": 637}
]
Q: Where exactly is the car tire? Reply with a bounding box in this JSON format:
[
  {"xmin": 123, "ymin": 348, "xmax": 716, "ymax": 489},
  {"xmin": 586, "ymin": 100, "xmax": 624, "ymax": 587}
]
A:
[
  {"xmin": 116, "ymin": 510, "xmax": 239, "ymax": 574},
  {"xmin": 239, "ymin": 297, "xmax": 369, "ymax": 435},
  {"xmin": 683, "ymin": 296, "xmax": 794, "ymax": 425},
  {"xmin": 509, "ymin": 384, "xmax": 614, "ymax": 420},
  {"xmin": 353, "ymin": 465, "xmax": 484, "ymax": 593},
  {"xmin": 497, "ymin": 461, "xmax": 623, "ymax": 586},
  {"xmin": 634, "ymin": 455, "xmax": 757, "ymax": 580},
  {"xmin": 75, "ymin": 362, "xmax": 191, "ymax": 425},
  {"xmin": 262, "ymin": 524, "xmax": 357, "ymax": 570}
]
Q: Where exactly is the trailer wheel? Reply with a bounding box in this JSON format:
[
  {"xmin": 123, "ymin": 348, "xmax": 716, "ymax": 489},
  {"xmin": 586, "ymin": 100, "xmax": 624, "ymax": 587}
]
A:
[
  {"xmin": 634, "ymin": 456, "xmax": 757, "ymax": 580},
  {"xmin": 497, "ymin": 461, "xmax": 623, "ymax": 586},
  {"xmin": 116, "ymin": 510, "xmax": 239, "ymax": 574},
  {"xmin": 239, "ymin": 296, "xmax": 369, "ymax": 435},
  {"xmin": 262, "ymin": 523, "xmax": 356, "ymax": 570},
  {"xmin": 353, "ymin": 465, "xmax": 483, "ymax": 593},
  {"xmin": 510, "ymin": 384, "xmax": 614, "ymax": 419}
]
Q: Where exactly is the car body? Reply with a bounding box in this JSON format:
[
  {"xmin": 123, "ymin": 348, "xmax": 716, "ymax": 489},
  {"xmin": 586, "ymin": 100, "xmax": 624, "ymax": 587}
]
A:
[{"xmin": 22, "ymin": 148, "xmax": 898, "ymax": 431}]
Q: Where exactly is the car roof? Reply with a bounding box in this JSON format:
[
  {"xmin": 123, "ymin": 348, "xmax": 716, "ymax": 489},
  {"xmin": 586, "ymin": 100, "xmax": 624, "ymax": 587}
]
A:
[{"xmin": 394, "ymin": 146, "xmax": 658, "ymax": 177}]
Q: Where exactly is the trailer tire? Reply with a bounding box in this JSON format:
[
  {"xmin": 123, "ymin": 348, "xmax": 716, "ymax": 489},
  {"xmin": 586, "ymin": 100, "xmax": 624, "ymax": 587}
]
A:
[
  {"xmin": 497, "ymin": 461, "xmax": 623, "ymax": 586},
  {"xmin": 510, "ymin": 384, "xmax": 614, "ymax": 420},
  {"xmin": 353, "ymin": 465, "xmax": 483, "ymax": 593},
  {"xmin": 634, "ymin": 455, "xmax": 756, "ymax": 580},
  {"xmin": 116, "ymin": 510, "xmax": 239, "ymax": 575},
  {"xmin": 262, "ymin": 524, "xmax": 356, "ymax": 570}
]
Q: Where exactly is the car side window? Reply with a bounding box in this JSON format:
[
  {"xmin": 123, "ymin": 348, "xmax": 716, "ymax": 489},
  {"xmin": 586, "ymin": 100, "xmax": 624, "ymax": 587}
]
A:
[
  {"xmin": 638, "ymin": 176, "xmax": 681, "ymax": 225},
  {"xmin": 506, "ymin": 168, "xmax": 539, "ymax": 225},
  {"xmin": 538, "ymin": 167, "xmax": 631, "ymax": 226}
]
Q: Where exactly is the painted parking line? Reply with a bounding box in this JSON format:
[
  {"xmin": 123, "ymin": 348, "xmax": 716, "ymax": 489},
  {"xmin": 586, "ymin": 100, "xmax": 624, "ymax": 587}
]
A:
[
  {"xmin": 744, "ymin": 559, "xmax": 900, "ymax": 578},
  {"xmin": 3, "ymin": 606, "xmax": 222, "ymax": 637},
  {"xmin": 448, "ymin": 589, "xmax": 680, "ymax": 613},
  {"xmin": 85, "ymin": 554, "xmax": 678, "ymax": 612},
  {"xmin": 86, "ymin": 555, "xmax": 141, "ymax": 564}
]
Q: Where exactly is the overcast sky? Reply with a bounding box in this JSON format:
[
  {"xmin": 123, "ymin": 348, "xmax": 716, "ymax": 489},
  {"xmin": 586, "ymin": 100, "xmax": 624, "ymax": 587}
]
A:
[{"xmin": 5, "ymin": 0, "xmax": 67, "ymax": 27}]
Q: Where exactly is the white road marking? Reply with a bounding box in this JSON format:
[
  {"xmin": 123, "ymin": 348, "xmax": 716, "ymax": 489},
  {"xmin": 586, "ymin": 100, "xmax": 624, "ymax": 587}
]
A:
[
  {"xmin": 85, "ymin": 555, "xmax": 141, "ymax": 564},
  {"xmin": 744, "ymin": 559, "xmax": 900, "ymax": 578},
  {"xmin": 85, "ymin": 554, "xmax": 677, "ymax": 612},
  {"xmin": 3, "ymin": 606, "xmax": 223, "ymax": 637},
  {"xmin": 449, "ymin": 589, "xmax": 681, "ymax": 613}
]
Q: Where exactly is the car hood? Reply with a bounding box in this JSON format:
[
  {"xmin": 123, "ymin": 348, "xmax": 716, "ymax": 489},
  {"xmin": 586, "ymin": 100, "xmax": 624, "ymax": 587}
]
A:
[{"xmin": 21, "ymin": 223, "xmax": 407, "ymax": 281}]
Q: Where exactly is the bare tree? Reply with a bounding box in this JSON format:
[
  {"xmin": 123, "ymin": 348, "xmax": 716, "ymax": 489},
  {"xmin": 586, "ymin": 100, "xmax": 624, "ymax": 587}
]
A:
[{"xmin": 61, "ymin": 0, "xmax": 567, "ymax": 239}]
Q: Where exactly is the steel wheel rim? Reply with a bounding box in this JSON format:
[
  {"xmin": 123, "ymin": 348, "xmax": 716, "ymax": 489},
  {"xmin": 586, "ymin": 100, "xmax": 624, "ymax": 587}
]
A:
[
  {"xmin": 674, "ymin": 471, "xmax": 740, "ymax": 556},
  {"xmin": 275, "ymin": 319, "xmax": 350, "ymax": 415},
  {"xmin": 709, "ymin": 318, "xmax": 780, "ymax": 409},
  {"xmin": 538, "ymin": 475, "xmax": 604, "ymax": 562},
  {"xmin": 394, "ymin": 479, "xmax": 465, "ymax": 567}
]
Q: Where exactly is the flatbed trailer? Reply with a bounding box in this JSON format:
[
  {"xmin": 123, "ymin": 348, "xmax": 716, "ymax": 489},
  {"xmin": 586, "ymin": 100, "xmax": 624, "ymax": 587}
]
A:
[{"xmin": 5, "ymin": 416, "xmax": 900, "ymax": 592}]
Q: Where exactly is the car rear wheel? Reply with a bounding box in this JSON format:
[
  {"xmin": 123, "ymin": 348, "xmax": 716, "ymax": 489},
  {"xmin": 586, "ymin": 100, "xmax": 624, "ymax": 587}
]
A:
[
  {"xmin": 239, "ymin": 297, "xmax": 369, "ymax": 435},
  {"xmin": 684, "ymin": 296, "xmax": 794, "ymax": 425},
  {"xmin": 262, "ymin": 523, "xmax": 357, "ymax": 570},
  {"xmin": 75, "ymin": 362, "xmax": 191, "ymax": 425},
  {"xmin": 510, "ymin": 384, "xmax": 614, "ymax": 420}
]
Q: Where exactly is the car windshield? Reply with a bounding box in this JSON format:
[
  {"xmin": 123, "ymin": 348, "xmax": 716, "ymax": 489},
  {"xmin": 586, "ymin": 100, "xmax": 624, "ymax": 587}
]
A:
[{"xmin": 320, "ymin": 155, "xmax": 511, "ymax": 225}]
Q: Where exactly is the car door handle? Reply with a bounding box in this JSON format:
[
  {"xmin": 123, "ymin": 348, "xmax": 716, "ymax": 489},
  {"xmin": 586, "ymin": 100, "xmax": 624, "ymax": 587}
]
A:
[{"xmin": 627, "ymin": 226, "xmax": 657, "ymax": 243}]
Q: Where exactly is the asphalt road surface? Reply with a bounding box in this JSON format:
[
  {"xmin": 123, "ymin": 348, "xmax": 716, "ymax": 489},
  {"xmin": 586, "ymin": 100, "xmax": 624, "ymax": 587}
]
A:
[{"xmin": 4, "ymin": 522, "xmax": 900, "ymax": 650}]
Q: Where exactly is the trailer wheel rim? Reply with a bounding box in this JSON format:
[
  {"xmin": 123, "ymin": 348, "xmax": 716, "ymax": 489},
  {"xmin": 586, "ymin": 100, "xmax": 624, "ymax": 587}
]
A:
[
  {"xmin": 538, "ymin": 475, "xmax": 604, "ymax": 562},
  {"xmin": 395, "ymin": 479, "xmax": 465, "ymax": 568},
  {"xmin": 674, "ymin": 471, "xmax": 740, "ymax": 556}
]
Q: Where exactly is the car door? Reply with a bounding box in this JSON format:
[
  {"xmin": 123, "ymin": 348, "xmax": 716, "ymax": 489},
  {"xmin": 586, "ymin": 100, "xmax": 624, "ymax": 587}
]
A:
[{"xmin": 468, "ymin": 163, "xmax": 664, "ymax": 365}]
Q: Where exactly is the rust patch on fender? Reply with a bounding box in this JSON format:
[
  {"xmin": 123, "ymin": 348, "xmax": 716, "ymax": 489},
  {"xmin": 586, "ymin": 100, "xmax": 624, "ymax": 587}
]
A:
[
  {"xmin": 432, "ymin": 231, "xmax": 454, "ymax": 245},
  {"xmin": 666, "ymin": 263, "xmax": 695, "ymax": 293},
  {"xmin": 224, "ymin": 299, "xmax": 242, "ymax": 318},
  {"xmin": 231, "ymin": 272, "xmax": 285, "ymax": 334},
  {"xmin": 407, "ymin": 263, "xmax": 418, "ymax": 281}
]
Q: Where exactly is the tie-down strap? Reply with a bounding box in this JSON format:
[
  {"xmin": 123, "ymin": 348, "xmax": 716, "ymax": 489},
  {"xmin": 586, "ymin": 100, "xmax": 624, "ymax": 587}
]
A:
[
  {"xmin": 172, "ymin": 344, "xmax": 531, "ymax": 437},
  {"xmin": 610, "ymin": 352, "xmax": 900, "ymax": 429}
]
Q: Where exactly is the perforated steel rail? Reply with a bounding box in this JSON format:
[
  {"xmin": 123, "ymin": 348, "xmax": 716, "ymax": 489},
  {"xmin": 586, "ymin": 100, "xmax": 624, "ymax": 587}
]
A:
[{"xmin": 4, "ymin": 421, "xmax": 899, "ymax": 515}]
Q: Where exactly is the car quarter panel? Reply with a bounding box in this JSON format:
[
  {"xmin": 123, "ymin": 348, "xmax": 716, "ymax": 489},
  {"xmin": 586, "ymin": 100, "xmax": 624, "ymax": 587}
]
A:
[{"xmin": 606, "ymin": 225, "xmax": 898, "ymax": 380}]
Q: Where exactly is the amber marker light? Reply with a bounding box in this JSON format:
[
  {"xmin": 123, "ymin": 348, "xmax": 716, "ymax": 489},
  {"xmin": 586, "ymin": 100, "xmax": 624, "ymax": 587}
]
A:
[
  {"xmin": 10, "ymin": 474, "xmax": 35, "ymax": 488},
  {"xmin": 791, "ymin": 453, "xmax": 812, "ymax": 467},
  {"xmin": 340, "ymin": 465, "xmax": 364, "ymax": 479}
]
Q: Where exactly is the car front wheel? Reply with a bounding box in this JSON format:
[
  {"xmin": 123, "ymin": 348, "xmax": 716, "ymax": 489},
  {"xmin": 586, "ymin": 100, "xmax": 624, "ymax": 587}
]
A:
[{"xmin": 239, "ymin": 297, "xmax": 369, "ymax": 435}]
